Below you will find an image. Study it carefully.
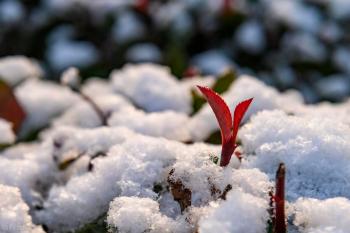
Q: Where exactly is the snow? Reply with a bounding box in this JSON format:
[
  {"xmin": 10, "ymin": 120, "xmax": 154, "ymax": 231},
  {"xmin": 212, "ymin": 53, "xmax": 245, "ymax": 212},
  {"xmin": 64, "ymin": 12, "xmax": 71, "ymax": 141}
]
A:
[
  {"xmin": 126, "ymin": 43, "xmax": 162, "ymax": 63},
  {"xmin": 315, "ymin": 75, "xmax": 350, "ymax": 100},
  {"xmin": 198, "ymin": 190, "xmax": 269, "ymax": 233},
  {"xmin": 111, "ymin": 63, "xmax": 192, "ymax": 113},
  {"xmin": 44, "ymin": 0, "xmax": 134, "ymax": 15},
  {"xmin": 282, "ymin": 32, "xmax": 327, "ymax": 63},
  {"xmin": 112, "ymin": 11, "xmax": 145, "ymax": 43},
  {"xmin": 267, "ymin": 0, "xmax": 322, "ymax": 33},
  {"xmin": 293, "ymin": 197, "xmax": 350, "ymax": 233},
  {"xmin": 0, "ymin": 56, "xmax": 42, "ymax": 86},
  {"xmin": 0, "ymin": 0, "xmax": 24, "ymax": 24},
  {"xmin": 191, "ymin": 50, "xmax": 234, "ymax": 75},
  {"xmin": 0, "ymin": 184, "xmax": 44, "ymax": 233},
  {"xmin": 108, "ymin": 108, "xmax": 191, "ymax": 141},
  {"xmin": 329, "ymin": 0, "xmax": 350, "ymax": 20},
  {"xmin": 234, "ymin": 20, "xmax": 266, "ymax": 54},
  {"xmin": 333, "ymin": 47, "xmax": 350, "ymax": 74},
  {"xmin": 15, "ymin": 80, "xmax": 78, "ymax": 136},
  {"xmin": 35, "ymin": 126, "xmax": 274, "ymax": 232},
  {"xmin": 52, "ymin": 93, "xmax": 131, "ymax": 128},
  {"xmin": 0, "ymin": 156, "xmax": 41, "ymax": 204},
  {"xmin": 107, "ymin": 197, "xmax": 188, "ymax": 233},
  {"xmin": 240, "ymin": 110, "xmax": 350, "ymax": 200},
  {"xmin": 3, "ymin": 61, "xmax": 350, "ymax": 232},
  {"xmin": 0, "ymin": 118, "xmax": 15, "ymax": 144},
  {"xmin": 46, "ymin": 39, "xmax": 99, "ymax": 71},
  {"xmin": 60, "ymin": 67, "xmax": 80, "ymax": 89}
]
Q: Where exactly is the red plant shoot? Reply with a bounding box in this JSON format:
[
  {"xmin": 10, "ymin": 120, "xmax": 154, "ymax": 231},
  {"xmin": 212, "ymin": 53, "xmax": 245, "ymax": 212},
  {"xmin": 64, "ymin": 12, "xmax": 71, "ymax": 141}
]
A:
[
  {"xmin": 274, "ymin": 163, "xmax": 286, "ymax": 233},
  {"xmin": 197, "ymin": 86, "xmax": 253, "ymax": 166}
]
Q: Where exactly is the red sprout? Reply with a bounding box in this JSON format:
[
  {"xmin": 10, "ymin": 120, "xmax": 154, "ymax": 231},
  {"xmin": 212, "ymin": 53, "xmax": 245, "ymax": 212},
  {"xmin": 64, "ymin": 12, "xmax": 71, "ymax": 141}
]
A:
[
  {"xmin": 274, "ymin": 163, "xmax": 286, "ymax": 233},
  {"xmin": 197, "ymin": 86, "xmax": 253, "ymax": 166}
]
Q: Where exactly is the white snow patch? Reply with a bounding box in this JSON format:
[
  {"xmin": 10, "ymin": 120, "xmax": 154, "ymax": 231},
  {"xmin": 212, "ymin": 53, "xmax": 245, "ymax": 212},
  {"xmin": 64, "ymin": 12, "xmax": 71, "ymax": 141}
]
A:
[
  {"xmin": 0, "ymin": 184, "xmax": 44, "ymax": 233},
  {"xmin": 0, "ymin": 118, "xmax": 15, "ymax": 144},
  {"xmin": 240, "ymin": 110, "xmax": 350, "ymax": 200},
  {"xmin": 294, "ymin": 197, "xmax": 350, "ymax": 233},
  {"xmin": 198, "ymin": 190, "xmax": 269, "ymax": 233},
  {"xmin": 111, "ymin": 63, "xmax": 192, "ymax": 113},
  {"xmin": 0, "ymin": 56, "xmax": 42, "ymax": 86}
]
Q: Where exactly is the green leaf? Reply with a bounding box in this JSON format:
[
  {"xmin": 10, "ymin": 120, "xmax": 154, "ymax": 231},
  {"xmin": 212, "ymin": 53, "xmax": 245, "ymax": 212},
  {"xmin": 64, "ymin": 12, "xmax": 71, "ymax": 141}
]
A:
[
  {"xmin": 191, "ymin": 89, "xmax": 207, "ymax": 115},
  {"xmin": 212, "ymin": 69, "xmax": 236, "ymax": 94},
  {"xmin": 191, "ymin": 69, "xmax": 237, "ymax": 114},
  {"xmin": 74, "ymin": 215, "xmax": 108, "ymax": 233},
  {"xmin": 205, "ymin": 130, "xmax": 221, "ymax": 145}
]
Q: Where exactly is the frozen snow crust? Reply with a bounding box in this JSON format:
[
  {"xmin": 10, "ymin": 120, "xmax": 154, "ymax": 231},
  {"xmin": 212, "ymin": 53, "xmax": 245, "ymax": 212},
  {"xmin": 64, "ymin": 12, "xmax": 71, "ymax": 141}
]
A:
[{"xmin": 1, "ymin": 62, "xmax": 350, "ymax": 232}]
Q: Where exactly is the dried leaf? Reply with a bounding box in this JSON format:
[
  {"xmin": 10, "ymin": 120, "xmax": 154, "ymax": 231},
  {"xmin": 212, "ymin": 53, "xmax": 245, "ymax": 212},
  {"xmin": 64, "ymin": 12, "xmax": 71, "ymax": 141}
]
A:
[
  {"xmin": 168, "ymin": 169, "xmax": 191, "ymax": 212},
  {"xmin": 0, "ymin": 80, "xmax": 26, "ymax": 132}
]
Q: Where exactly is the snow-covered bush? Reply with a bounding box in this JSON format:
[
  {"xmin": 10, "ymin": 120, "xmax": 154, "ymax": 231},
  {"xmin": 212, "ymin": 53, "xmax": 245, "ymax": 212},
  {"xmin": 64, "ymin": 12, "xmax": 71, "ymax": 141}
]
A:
[{"xmin": 1, "ymin": 61, "xmax": 350, "ymax": 233}]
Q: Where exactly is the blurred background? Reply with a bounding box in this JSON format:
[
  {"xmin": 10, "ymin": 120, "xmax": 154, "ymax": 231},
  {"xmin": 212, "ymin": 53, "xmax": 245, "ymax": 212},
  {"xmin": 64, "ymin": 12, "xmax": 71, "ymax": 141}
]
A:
[{"xmin": 0, "ymin": 0, "xmax": 350, "ymax": 103}]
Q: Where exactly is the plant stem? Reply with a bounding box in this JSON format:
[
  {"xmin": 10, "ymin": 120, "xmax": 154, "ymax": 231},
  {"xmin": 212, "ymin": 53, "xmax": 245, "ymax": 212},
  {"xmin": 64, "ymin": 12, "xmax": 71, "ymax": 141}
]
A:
[
  {"xmin": 80, "ymin": 91, "xmax": 107, "ymax": 126},
  {"xmin": 275, "ymin": 163, "xmax": 286, "ymax": 233}
]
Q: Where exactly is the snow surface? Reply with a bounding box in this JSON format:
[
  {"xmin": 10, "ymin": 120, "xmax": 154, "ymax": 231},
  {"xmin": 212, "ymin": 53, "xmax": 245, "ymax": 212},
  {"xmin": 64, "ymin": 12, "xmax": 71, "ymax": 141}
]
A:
[
  {"xmin": 107, "ymin": 197, "xmax": 188, "ymax": 233},
  {"xmin": 2, "ymin": 62, "xmax": 350, "ymax": 232},
  {"xmin": 0, "ymin": 118, "xmax": 15, "ymax": 144},
  {"xmin": 108, "ymin": 108, "xmax": 191, "ymax": 141},
  {"xmin": 240, "ymin": 110, "xmax": 350, "ymax": 200},
  {"xmin": 15, "ymin": 80, "xmax": 78, "ymax": 136},
  {"xmin": 198, "ymin": 190, "xmax": 269, "ymax": 233},
  {"xmin": 0, "ymin": 184, "xmax": 44, "ymax": 233},
  {"xmin": 60, "ymin": 67, "xmax": 80, "ymax": 89},
  {"xmin": 0, "ymin": 56, "xmax": 42, "ymax": 86},
  {"xmin": 111, "ymin": 63, "xmax": 192, "ymax": 113},
  {"xmin": 293, "ymin": 197, "xmax": 350, "ymax": 233}
]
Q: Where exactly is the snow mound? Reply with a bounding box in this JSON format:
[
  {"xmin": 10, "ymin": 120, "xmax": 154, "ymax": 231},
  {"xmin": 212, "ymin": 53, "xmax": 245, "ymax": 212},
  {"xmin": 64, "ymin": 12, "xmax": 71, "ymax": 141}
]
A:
[
  {"xmin": 0, "ymin": 184, "xmax": 44, "ymax": 233},
  {"xmin": 111, "ymin": 63, "xmax": 192, "ymax": 113},
  {"xmin": 0, "ymin": 118, "xmax": 15, "ymax": 144},
  {"xmin": 0, "ymin": 56, "xmax": 42, "ymax": 86},
  {"xmin": 52, "ymin": 94, "xmax": 131, "ymax": 128},
  {"xmin": 0, "ymin": 157, "xmax": 41, "ymax": 203},
  {"xmin": 15, "ymin": 80, "xmax": 78, "ymax": 136},
  {"xmin": 108, "ymin": 108, "xmax": 191, "ymax": 141},
  {"xmin": 37, "ymin": 132, "xmax": 265, "ymax": 231},
  {"xmin": 198, "ymin": 190, "xmax": 269, "ymax": 233},
  {"xmin": 241, "ymin": 110, "xmax": 350, "ymax": 200},
  {"xmin": 293, "ymin": 197, "xmax": 350, "ymax": 233},
  {"xmin": 107, "ymin": 197, "xmax": 188, "ymax": 233}
]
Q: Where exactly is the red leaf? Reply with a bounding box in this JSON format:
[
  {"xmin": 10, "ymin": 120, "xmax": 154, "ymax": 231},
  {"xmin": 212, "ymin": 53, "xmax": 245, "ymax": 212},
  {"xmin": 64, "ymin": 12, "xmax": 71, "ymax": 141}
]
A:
[
  {"xmin": 197, "ymin": 86, "xmax": 232, "ymax": 144},
  {"xmin": 135, "ymin": 0, "xmax": 149, "ymax": 13},
  {"xmin": 232, "ymin": 98, "xmax": 253, "ymax": 142},
  {"xmin": 197, "ymin": 86, "xmax": 253, "ymax": 167},
  {"xmin": 0, "ymin": 80, "xmax": 26, "ymax": 132}
]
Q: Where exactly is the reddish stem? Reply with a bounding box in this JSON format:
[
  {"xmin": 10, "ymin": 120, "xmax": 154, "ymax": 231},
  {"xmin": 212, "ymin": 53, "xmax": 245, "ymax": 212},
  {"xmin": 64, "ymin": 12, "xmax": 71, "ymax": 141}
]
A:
[
  {"xmin": 80, "ymin": 92, "xmax": 107, "ymax": 126},
  {"xmin": 275, "ymin": 163, "xmax": 286, "ymax": 233}
]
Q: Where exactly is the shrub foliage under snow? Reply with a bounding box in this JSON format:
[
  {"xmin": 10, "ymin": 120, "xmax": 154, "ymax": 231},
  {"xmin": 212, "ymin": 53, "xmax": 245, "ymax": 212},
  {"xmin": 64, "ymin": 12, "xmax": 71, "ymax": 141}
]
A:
[{"xmin": 1, "ymin": 61, "xmax": 350, "ymax": 233}]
